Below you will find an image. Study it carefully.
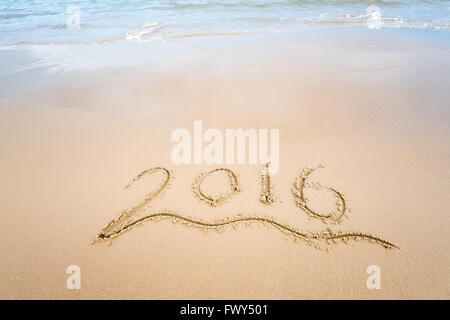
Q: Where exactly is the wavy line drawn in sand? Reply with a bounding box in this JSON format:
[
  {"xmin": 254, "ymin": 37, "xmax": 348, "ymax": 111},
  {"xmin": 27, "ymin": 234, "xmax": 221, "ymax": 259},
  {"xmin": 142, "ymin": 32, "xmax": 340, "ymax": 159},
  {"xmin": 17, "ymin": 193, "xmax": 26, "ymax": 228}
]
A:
[
  {"xmin": 292, "ymin": 165, "xmax": 348, "ymax": 224},
  {"xmin": 192, "ymin": 168, "xmax": 240, "ymax": 207},
  {"xmin": 260, "ymin": 162, "xmax": 275, "ymax": 205},
  {"xmin": 95, "ymin": 210, "xmax": 398, "ymax": 250},
  {"xmin": 93, "ymin": 166, "xmax": 398, "ymax": 250}
]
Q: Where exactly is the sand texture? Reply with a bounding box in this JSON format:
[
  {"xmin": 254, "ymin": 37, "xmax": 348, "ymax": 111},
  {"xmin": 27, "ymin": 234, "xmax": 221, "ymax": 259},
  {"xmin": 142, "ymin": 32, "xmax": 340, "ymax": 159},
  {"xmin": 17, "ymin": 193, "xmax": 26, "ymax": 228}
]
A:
[{"xmin": 0, "ymin": 29, "xmax": 449, "ymax": 299}]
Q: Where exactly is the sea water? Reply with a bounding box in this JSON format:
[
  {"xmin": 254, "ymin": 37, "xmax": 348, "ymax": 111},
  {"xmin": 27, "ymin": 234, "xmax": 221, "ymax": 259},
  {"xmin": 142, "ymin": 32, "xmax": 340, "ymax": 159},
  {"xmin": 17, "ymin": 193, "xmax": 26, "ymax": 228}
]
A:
[{"xmin": 0, "ymin": 0, "xmax": 449, "ymax": 46}]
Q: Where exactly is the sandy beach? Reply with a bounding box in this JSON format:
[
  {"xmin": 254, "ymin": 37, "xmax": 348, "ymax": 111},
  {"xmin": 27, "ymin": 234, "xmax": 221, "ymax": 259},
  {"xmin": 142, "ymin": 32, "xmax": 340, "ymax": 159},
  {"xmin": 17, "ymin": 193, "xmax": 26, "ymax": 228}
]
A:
[{"xmin": 0, "ymin": 27, "xmax": 449, "ymax": 299}]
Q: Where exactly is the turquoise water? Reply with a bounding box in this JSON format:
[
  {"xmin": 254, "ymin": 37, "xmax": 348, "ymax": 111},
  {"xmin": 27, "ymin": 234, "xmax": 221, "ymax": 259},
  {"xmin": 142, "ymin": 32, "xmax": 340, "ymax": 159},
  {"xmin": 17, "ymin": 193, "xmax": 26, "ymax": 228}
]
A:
[{"xmin": 0, "ymin": 0, "xmax": 449, "ymax": 46}]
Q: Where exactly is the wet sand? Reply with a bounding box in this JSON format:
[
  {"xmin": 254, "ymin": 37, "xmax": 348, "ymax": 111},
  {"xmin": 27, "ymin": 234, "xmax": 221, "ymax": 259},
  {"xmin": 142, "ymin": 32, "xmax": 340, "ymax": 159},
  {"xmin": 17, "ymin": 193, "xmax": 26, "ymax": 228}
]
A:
[{"xmin": 0, "ymin": 29, "xmax": 449, "ymax": 299}]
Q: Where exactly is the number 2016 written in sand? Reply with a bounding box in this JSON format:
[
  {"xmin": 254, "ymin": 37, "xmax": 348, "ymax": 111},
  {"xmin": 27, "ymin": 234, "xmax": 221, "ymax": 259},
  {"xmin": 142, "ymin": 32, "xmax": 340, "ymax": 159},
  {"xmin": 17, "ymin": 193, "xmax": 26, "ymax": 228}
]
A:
[{"xmin": 92, "ymin": 165, "xmax": 398, "ymax": 251}]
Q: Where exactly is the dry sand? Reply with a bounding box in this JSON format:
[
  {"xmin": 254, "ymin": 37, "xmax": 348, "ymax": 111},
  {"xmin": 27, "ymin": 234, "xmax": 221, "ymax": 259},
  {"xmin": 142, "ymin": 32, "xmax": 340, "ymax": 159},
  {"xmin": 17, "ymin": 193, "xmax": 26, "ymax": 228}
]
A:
[{"xmin": 0, "ymin": 29, "xmax": 449, "ymax": 299}]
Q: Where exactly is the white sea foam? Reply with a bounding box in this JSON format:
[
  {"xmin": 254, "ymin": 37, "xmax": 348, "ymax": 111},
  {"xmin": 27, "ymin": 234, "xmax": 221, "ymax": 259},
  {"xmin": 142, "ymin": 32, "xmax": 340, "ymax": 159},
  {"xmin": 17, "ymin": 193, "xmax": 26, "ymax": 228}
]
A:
[
  {"xmin": 0, "ymin": 0, "xmax": 448, "ymax": 47},
  {"xmin": 126, "ymin": 22, "xmax": 162, "ymax": 42}
]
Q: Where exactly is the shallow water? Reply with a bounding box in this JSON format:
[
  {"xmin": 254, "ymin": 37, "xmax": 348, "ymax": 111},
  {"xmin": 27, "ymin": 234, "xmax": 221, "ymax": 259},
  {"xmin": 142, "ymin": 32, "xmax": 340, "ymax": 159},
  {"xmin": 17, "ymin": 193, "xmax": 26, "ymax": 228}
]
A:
[{"xmin": 1, "ymin": 0, "xmax": 449, "ymax": 46}]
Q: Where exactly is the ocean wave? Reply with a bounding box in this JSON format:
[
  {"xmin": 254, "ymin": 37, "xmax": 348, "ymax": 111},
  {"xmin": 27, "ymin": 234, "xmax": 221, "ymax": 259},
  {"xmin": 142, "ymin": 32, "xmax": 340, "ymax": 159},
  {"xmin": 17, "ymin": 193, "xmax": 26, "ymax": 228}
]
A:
[
  {"xmin": 3, "ymin": 21, "xmax": 447, "ymax": 48},
  {"xmin": 167, "ymin": 0, "xmax": 447, "ymax": 10},
  {"xmin": 125, "ymin": 22, "xmax": 164, "ymax": 42},
  {"xmin": 126, "ymin": 29, "xmax": 268, "ymax": 43},
  {"xmin": 1, "ymin": 0, "xmax": 448, "ymax": 47},
  {"xmin": 171, "ymin": 0, "xmax": 406, "ymax": 10}
]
